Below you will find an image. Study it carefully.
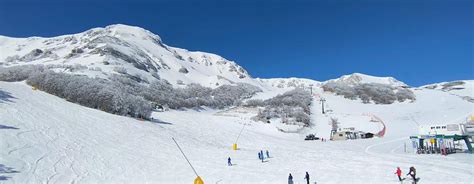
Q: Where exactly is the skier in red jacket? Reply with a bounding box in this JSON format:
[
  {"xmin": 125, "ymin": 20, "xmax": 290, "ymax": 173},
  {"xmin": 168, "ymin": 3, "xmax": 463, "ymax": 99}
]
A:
[{"xmin": 395, "ymin": 167, "xmax": 403, "ymax": 181}]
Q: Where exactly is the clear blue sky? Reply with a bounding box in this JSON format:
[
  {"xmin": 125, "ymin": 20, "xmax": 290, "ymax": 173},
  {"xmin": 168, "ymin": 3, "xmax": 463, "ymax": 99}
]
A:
[{"xmin": 0, "ymin": 0, "xmax": 472, "ymax": 86}]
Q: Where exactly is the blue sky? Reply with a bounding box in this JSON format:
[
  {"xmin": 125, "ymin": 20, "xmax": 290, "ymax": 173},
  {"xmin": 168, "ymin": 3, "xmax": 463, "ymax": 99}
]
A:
[{"xmin": 0, "ymin": 0, "xmax": 472, "ymax": 86}]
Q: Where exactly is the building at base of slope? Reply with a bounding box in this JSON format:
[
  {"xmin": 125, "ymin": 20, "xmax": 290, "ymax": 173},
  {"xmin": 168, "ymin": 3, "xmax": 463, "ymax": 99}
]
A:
[
  {"xmin": 410, "ymin": 116, "xmax": 474, "ymax": 155},
  {"xmin": 330, "ymin": 127, "xmax": 375, "ymax": 141}
]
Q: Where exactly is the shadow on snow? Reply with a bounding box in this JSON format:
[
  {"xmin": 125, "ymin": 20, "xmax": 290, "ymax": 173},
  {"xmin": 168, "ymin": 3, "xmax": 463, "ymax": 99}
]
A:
[
  {"xmin": 149, "ymin": 118, "xmax": 173, "ymax": 125},
  {"xmin": 0, "ymin": 89, "xmax": 16, "ymax": 103},
  {"xmin": 0, "ymin": 164, "xmax": 19, "ymax": 181},
  {"xmin": 0, "ymin": 124, "xmax": 19, "ymax": 130}
]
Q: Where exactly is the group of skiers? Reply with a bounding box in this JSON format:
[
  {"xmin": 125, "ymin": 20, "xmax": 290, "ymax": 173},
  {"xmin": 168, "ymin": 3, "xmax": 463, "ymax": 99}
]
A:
[
  {"xmin": 227, "ymin": 150, "xmax": 271, "ymax": 166},
  {"xmin": 287, "ymin": 167, "xmax": 417, "ymax": 184},
  {"xmin": 258, "ymin": 150, "xmax": 270, "ymax": 162},
  {"xmin": 288, "ymin": 172, "xmax": 311, "ymax": 184},
  {"xmin": 230, "ymin": 154, "xmax": 417, "ymax": 183},
  {"xmin": 395, "ymin": 166, "xmax": 419, "ymax": 183}
]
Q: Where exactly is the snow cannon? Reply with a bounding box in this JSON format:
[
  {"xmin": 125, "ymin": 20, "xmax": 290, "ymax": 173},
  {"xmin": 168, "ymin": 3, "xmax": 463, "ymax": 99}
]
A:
[
  {"xmin": 233, "ymin": 143, "xmax": 237, "ymax": 150},
  {"xmin": 194, "ymin": 176, "xmax": 204, "ymax": 184}
]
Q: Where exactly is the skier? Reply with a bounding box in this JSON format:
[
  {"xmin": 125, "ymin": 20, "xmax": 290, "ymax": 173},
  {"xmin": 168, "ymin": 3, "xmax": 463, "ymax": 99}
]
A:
[
  {"xmin": 394, "ymin": 167, "xmax": 404, "ymax": 181},
  {"xmin": 266, "ymin": 150, "xmax": 270, "ymax": 158},
  {"xmin": 288, "ymin": 173, "xmax": 294, "ymax": 184},
  {"xmin": 258, "ymin": 152, "xmax": 262, "ymax": 160},
  {"xmin": 227, "ymin": 157, "xmax": 232, "ymax": 166},
  {"xmin": 304, "ymin": 172, "xmax": 310, "ymax": 184},
  {"xmin": 407, "ymin": 166, "xmax": 417, "ymax": 183},
  {"xmin": 260, "ymin": 150, "xmax": 264, "ymax": 162}
]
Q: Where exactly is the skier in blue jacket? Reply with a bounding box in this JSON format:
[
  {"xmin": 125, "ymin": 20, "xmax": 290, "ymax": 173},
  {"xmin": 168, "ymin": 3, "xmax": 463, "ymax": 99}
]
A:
[{"xmin": 227, "ymin": 157, "xmax": 232, "ymax": 166}]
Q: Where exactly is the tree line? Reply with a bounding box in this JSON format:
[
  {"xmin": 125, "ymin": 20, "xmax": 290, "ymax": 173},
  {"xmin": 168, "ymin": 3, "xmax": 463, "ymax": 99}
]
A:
[{"xmin": 0, "ymin": 65, "xmax": 262, "ymax": 119}]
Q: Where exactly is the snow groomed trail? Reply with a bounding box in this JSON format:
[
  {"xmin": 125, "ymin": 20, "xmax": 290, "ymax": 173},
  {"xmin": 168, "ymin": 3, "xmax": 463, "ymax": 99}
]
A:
[{"xmin": 0, "ymin": 82, "xmax": 473, "ymax": 183}]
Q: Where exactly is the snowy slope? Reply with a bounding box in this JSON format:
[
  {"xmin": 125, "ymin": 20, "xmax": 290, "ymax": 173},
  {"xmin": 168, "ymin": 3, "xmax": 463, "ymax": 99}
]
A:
[
  {"xmin": 421, "ymin": 80, "xmax": 474, "ymax": 102},
  {"xmin": 1, "ymin": 81, "xmax": 473, "ymax": 184}
]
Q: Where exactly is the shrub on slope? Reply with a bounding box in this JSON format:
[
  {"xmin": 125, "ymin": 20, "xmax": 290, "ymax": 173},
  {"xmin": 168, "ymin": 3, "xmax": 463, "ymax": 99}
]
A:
[
  {"xmin": 252, "ymin": 89, "xmax": 312, "ymax": 127},
  {"xmin": 26, "ymin": 70, "xmax": 152, "ymax": 119},
  {"xmin": 0, "ymin": 65, "xmax": 262, "ymax": 119},
  {"xmin": 143, "ymin": 81, "xmax": 262, "ymax": 109},
  {"xmin": 322, "ymin": 82, "xmax": 415, "ymax": 104}
]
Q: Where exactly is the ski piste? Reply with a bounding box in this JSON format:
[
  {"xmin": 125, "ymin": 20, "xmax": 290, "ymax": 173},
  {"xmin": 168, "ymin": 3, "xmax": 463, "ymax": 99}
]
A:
[{"xmin": 1, "ymin": 81, "xmax": 472, "ymax": 183}]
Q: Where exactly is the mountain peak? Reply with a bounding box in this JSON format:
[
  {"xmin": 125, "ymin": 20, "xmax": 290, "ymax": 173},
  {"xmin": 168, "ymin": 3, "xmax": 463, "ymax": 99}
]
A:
[
  {"xmin": 84, "ymin": 24, "xmax": 163, "ymax": 43},
  {"xmin": 329, "ymin": 73, "xmax": 407, "ymax": 87},
  {"xmin": 0, "ymin": 24, "xmax": 256, "ymax": 89}
]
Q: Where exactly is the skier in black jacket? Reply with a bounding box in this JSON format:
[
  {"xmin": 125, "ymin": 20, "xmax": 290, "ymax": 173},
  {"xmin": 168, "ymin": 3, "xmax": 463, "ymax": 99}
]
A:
[
  {"xmin": 407, "ymin": 166, "xmax": 417, "ymax": 183},
  {"xmin": 304, "ymin": 172, "xmax": 310, "ymax": 184},
  {"xmin": 288, "ymin": 173, "xmax": 293, "ymax": 184}
]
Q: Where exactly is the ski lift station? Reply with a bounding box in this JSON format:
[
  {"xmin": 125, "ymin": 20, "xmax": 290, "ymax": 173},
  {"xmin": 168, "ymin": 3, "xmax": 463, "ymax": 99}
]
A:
[
  {"xmin": 330, "ymin": 127, "xmax": 374, "ymax": 141},
  {"xmin": 409, "ymin": 116, "xmax": 474, "ymax": 155}
]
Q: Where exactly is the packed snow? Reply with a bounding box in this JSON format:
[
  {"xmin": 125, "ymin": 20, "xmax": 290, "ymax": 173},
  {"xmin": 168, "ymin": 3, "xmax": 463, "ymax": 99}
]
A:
[{"xmin": 1, "ymin": 81, "xmax": 472, "ymax": 184}]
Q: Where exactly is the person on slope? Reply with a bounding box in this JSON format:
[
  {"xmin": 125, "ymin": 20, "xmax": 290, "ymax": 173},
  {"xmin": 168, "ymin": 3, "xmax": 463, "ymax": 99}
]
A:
[
  {"xmin": 407, "ymin": 166, "xmax": 417, "ymax": 183},
  {"xmin": 227, "ymin": 157, "xmax": 232, "ymax": 166},
  {"xmin": 260, "ymin": 150, "xmax": 264, "ymax": 162},
  {"xmin": 288, "ymin": 173, "xmax": 294, "ymax": 184},
  {"xmin": 304, "ymin": 172, "xmax": 310, "ymax": 184},
  {"xmin": 394, "ymin": 167, "xmax": 404, "ymax": 181},
  {"xmin": 266, "ymin": 150, "xmax": 270, "ymax": 158},
  {"xmin": 258, "ymin": 152, "xmax": 262, "ymax": 160}
]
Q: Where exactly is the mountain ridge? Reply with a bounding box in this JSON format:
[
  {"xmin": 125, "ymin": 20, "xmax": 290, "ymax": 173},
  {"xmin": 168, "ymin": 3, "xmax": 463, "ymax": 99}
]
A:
[{"xmin": 0, "ymin": 24, "xmax": 468, "ymax": 89}]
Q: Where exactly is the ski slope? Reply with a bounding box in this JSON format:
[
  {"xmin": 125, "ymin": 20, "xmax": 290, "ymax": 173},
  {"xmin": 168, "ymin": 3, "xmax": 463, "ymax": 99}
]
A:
[{"xmin": 0, "ymin": 81, "xmax": 473, "ymax": 184}]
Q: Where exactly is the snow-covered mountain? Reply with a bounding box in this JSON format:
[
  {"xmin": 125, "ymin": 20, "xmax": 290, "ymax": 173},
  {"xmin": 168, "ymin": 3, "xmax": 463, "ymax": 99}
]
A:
[
  {"xmin": 256, "ymin": 77, "xmax": 322, "ymax": 90},
  {"xmin": 325, "ymin": 73, "xmax": 408, "ymax": 87},
  {"xmin": 0, "ymin": 24, "xmax": 470, "ymax": 102},
  {"xmin": 0, "ymin": 24, "xmax": 419, "ymax": 93},
  {"xmin": 0, "ymin": 24, "xmax": 255, "ymax": 88},
  {"xmin": 0, "ymin": 24, "xmax": 415, "ymax": 92},
  {"xmin": 421, "ymin": 80, "xmax": 474, "ymax": 103}
]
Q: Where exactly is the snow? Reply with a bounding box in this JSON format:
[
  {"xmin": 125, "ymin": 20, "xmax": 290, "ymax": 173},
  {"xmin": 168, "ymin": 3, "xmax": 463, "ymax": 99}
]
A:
[
  {"xmin": 421, "ymin": 80, "xmax": 474, "ymax": 100},
  {"xmin": 1, "ymin": 81, "xmax": 473, "ymax": 184},
  {"xmin": 0, "ymin": 24, "xmax": 257, "ymax": 89},
  {"xmin": 326, "ymin": 73, "xmax": 408, "ymax": 87}
]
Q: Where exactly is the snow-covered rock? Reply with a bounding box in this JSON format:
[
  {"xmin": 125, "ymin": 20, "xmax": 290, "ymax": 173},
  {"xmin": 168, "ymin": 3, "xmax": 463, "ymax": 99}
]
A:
[{"xmin": 0, "ymin": 24, "xmax": 255, "ymax": 88}]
